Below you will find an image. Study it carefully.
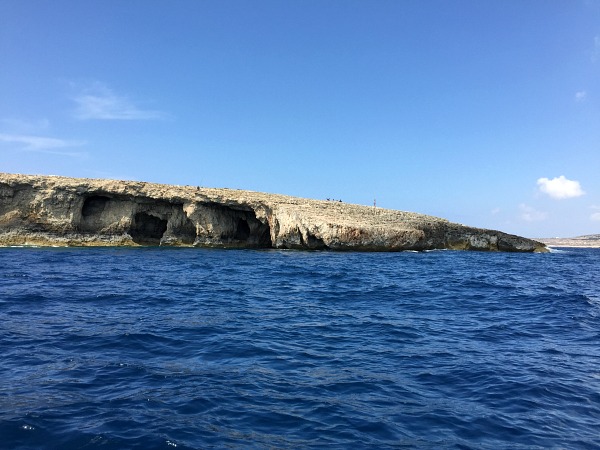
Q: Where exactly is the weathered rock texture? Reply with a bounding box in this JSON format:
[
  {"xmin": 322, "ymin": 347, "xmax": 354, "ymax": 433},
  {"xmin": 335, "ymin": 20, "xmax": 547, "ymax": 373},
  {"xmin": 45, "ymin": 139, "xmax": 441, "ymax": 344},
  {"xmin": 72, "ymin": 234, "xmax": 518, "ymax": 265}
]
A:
[{"xmin": 0, "ymin": 173, "xmax": 546, "ymax": 252}]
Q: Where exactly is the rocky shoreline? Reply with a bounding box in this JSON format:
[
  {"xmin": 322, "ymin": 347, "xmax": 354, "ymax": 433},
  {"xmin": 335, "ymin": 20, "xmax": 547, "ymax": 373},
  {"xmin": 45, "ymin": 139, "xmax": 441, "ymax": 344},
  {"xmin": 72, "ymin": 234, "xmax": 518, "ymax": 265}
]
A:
[{"xmin": 0, "ymin": 173, "xmax": 546, "ymax": 252}]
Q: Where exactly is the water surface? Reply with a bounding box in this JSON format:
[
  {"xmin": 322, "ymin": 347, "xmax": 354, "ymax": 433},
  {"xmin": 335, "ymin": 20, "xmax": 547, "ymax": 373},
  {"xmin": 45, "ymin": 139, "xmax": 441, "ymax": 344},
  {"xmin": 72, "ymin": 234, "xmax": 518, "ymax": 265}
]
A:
[{"xmin": 1, "ymin": 247, "xmax": 599, "ymax": 449}]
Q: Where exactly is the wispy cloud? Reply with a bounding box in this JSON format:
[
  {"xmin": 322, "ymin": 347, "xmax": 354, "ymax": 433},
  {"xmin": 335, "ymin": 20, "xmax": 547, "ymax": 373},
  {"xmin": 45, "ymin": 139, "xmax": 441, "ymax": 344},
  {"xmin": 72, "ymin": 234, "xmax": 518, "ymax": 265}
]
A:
[
  {"xmin": 575, "ymin": 91, "xmax": 587, "ymax": 102},
  {"xmin": 72, "ymin": 82, "xmax": 166, "ymax": 120},
  {"xmin": 537, "ymin": 175, "xmax": 585, "ymax": 200},
  {"xmin": 0, "ymin": 133, "xmax": 87, "ymax": 157},
  {"xmin": 0, "ymin": 118, "xmax": 50, "ymax": 133},
  {"xmin": 519, "ymin": 204, "xmax": 547, "ymax": 222},
  {"xmin": 592, "ymin": 35, "xmax": 600, "ymax": 62},
  {"xmin": 591, "ymin": 206, "xmax": 600, "ymax": 222}
]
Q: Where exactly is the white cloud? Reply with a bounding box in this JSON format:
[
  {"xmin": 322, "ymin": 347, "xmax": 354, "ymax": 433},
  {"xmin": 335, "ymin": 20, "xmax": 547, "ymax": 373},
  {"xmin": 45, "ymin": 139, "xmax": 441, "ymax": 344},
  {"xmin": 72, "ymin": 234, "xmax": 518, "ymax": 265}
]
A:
[
  {"xmin": 519, "ymin": 204, "xmax": 547, "ymax": 222},
  {"xmin": 73, "ymin": 82, "xmax": 165, "ymax": 120},
  {"xmin": 575, "ymin": 91, "xmax": 587, "ymax": 102},
  {"xmin": 591, "ymin": 212, "xmax": 600, "ymax": 222},
  {"xmin": 491, "ymin": 207, "xmax": 501, "ymax": 215},
  {"xmin": 0, "ymin": 133, "xmax": 86, "ymax": 157},
  {"xmin": 537, "ymin": 175, "xmax": 585, "ymax": 199}
]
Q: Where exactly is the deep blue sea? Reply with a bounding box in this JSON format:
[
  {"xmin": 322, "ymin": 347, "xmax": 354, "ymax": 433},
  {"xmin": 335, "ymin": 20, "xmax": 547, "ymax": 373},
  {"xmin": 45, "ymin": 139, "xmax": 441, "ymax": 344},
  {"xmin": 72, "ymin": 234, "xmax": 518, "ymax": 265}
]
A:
[{"xmin": 1, "ymin": 247, "xmax": 599, "ymax": 449}]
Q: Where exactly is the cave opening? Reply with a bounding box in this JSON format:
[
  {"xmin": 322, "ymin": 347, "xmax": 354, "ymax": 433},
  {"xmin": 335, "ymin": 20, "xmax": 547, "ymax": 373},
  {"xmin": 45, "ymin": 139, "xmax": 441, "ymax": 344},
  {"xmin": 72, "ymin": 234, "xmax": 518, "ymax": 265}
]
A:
[
  {"xmin": 82, "ymin": 195, "xmax": 110, "ymax": 218},
  {"xmin": 257, "ymin": 226, "xmax": 272, "ymax": 247},
  {"xmin": 234, "ymin": 218, "xmax": 251, "ymax": 241},
  {"xmin": 302, "ymin": 233, "xmax": 327, "ymax": 250},
  {"xmin": 211, "ymin": 208, "xmax": 272, "ymax": 248},
  {"xmin": 130, "ymin": 212, "xmax": 168, "ymax": 245},
  {"xmin": 80, "ymin": 195, "xmax": 112, "ymax": 232}
]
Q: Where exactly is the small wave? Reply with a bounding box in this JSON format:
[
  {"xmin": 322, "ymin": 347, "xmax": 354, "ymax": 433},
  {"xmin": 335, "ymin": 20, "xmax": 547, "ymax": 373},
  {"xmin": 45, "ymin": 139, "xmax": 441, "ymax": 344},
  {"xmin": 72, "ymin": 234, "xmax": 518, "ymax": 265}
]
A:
[{"xmin": 583, "ymin": 294, "xmax": 600, "ymax": 307}]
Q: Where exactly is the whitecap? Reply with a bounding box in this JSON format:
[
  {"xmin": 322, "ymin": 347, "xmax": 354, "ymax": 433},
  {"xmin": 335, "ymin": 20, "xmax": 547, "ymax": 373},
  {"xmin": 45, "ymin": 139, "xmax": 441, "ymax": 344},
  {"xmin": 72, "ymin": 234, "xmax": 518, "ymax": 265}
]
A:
[{"xmin": 547, "ymin": 247, "xmax": 568, "ymax": 253}]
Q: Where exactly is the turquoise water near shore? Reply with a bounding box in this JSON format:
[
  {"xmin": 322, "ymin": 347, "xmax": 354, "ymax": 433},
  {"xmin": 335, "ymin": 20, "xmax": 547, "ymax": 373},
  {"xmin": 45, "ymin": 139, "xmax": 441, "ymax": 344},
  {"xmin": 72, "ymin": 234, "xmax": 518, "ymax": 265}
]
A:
[{"xmin": 1, "ymin": 247, "xmax": 599, "ymax": 449}]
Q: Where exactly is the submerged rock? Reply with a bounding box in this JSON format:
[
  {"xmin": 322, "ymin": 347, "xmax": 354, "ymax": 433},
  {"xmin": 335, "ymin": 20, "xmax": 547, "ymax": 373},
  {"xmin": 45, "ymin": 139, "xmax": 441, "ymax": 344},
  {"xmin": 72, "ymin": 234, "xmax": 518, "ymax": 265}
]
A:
[{"xmin": 0, "ymin": 173, "xmax": 546, "ymax": 252}]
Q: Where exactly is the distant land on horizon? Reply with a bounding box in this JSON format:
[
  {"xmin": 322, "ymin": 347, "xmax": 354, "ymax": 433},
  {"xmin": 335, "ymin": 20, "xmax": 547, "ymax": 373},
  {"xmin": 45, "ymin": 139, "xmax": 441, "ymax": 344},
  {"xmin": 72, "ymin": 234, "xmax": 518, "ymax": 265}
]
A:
[{"xmin": 538, "ymin": 234, "xmax": 600, "ymax": 248}]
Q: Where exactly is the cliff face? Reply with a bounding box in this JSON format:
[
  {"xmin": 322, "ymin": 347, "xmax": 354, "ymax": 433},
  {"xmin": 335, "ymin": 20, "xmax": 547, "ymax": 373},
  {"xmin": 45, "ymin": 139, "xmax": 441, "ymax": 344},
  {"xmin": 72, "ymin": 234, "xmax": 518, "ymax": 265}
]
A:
[{"xmin": 0, "ymin": 173, "xmax": 546, "ymax": 252}]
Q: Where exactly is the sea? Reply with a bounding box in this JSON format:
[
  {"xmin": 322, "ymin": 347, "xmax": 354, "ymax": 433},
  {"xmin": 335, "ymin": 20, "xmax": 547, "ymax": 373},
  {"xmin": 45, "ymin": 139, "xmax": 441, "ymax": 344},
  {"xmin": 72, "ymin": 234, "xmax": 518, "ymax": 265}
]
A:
[{"xmin": 0, "ymin": 247, "xmax": 599, "ymax": 449}]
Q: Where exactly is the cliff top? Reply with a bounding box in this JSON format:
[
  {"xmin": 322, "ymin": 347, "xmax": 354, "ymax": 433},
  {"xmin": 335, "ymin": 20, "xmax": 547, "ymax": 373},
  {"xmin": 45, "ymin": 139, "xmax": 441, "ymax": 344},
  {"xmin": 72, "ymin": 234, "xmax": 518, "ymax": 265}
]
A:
[{"xmin": 0, "ymin": 172, "xmax": 450, "ymax": 231}]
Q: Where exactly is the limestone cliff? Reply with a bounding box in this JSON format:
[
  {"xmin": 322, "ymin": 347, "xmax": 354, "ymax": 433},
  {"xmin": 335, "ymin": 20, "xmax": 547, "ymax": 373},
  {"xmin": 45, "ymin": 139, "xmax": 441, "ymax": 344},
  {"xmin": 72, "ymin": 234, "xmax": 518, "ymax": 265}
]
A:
[{"xmin": 0, "ymin": 173, "xmax": 546, "ymax": 252}]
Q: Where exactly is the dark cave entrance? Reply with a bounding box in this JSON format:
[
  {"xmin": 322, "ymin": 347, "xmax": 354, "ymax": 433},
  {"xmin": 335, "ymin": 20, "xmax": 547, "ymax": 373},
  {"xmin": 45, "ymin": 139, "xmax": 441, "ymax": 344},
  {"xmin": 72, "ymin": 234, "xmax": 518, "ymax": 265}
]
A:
[
  {"xmin": 214, "ymin": 208, "xmax": 272, "ymax": 248},
  {"xmin": 256, "ymin": 224, "xmax": 272, "ymax": 247},
  {"xmin": 301, "ymin": 233, "xmax": 327, "ymax": 250},
  {"xmin": 82, "ymin": 195, "xmax": 110, "ymax": 218},
  {"xmin": 130, "ymin": 212, "xmax": 168, "ymax": 245},
  {"xmin": 234, "ymin": 218, "xmax": 251, "ymax": 241},
  {"xmin": 231, "ymin": 212, "xmax": 272, "ymax": 248}
]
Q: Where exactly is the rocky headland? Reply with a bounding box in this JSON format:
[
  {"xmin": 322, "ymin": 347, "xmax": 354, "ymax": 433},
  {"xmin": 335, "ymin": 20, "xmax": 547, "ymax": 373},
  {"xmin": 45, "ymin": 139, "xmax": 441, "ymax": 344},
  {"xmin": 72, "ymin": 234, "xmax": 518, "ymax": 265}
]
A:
[{"xmin": 0, "ymin": 173, "xmax": 546, "ymax": 252}]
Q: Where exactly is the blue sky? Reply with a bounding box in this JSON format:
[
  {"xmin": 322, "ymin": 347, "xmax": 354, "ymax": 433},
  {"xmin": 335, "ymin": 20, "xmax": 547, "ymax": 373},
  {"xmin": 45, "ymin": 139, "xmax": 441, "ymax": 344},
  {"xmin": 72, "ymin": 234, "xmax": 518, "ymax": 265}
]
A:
[{"xmin": 1, "ymin": 1, "xmax": 599, "ymax": 238}]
